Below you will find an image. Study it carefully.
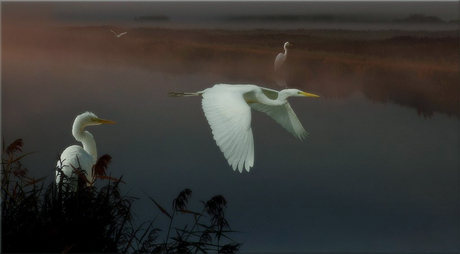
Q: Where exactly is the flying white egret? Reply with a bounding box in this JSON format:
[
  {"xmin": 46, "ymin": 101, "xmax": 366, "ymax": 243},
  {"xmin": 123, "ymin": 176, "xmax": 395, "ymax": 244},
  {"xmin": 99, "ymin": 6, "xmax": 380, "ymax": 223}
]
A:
[
  {"xmin": 274, "ymin": 42, "xmax": 292, "ymax": 72},
  {"xmin": 110, "ymin": 29, "xmax": 127, "ymax": 38},
  {"xmin": 169, "ymin": 84, "xmax": 319, "ymax": 173},
  {"xmin": 56, "ymin": 112, "xmax": 116, "ymax": 188}
]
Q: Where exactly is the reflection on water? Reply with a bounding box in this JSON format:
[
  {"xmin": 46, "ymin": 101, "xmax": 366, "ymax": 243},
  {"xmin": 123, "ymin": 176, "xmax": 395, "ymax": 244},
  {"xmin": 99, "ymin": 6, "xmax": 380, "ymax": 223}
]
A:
[
  {"xmin": 296, "ymin": 55, "xmax": 459, "ymax": 118},
  {"xmin": 2, "ymin": 18, "xmax": 459, "ymax": 252},
  {"xmin": 6, "ymin": 25, "xmax": 456, "ymax": 118}
]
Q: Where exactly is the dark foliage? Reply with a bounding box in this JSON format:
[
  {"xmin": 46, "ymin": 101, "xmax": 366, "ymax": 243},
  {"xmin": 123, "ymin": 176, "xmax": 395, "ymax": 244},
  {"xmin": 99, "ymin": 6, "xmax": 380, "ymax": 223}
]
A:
[
  {"xmin": 2, "ymin": 140, "xmax": 134, "ymax": 253},
  {"xmin": 1, "ymin": 139, "xmax": 242, "ymax": 253},
  {"xmin": 140, "ymin": 189, "xmax": 242, "ymax": 253},
  {"xmin": 93, "ymin": 154, "xmax": 112, "ymax": 177}
]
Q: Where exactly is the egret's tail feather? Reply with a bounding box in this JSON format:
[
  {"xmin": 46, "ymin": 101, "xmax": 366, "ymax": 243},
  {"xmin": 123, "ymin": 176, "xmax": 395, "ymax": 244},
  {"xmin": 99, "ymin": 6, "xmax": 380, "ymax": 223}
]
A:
[{"xmin": 168, "ymin": 91, "xmax": 201, "ymax": 97}]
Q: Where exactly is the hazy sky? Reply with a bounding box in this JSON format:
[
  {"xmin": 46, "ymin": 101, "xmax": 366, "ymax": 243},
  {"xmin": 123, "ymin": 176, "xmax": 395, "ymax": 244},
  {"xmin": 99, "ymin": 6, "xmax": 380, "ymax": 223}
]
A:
[{"xmin": 4, "ymin": 1, "xmax": 459, "ymax": 23}]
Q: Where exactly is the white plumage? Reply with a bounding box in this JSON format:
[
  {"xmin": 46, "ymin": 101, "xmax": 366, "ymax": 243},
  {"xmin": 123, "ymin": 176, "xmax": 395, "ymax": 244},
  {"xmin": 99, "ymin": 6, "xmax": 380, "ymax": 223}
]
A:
[
  {"xmin": 274, "ymin": 42, "xmax": 292, "ymax": 71},
  {"xmin": 169, "ymin": 84, "xmax": 319, "ymax": 172},
  {"xmin": 56, "ymin": 112, "xmax": 116, "ymax": 188},
  {"xmin": 110, "ymin": 29, "xmax": 127, "ymax": 38}
]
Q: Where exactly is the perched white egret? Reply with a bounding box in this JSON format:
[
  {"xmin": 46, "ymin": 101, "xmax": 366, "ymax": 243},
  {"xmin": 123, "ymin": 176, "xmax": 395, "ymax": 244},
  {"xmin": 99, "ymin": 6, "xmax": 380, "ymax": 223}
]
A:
[
  {"xmin": 169, "ymin": 84, "xmax": 319, "ymax": 173},
  {"xmin": 56, "ymin": 112, "xmax": 116, "ymax": 188},
  {"xmin": 110, "ymin": 29, "xmax": 127, "ymax": 38},
  {"xmin": 274, "ymin": 42, "xmax": 292, "ymax": 72}
]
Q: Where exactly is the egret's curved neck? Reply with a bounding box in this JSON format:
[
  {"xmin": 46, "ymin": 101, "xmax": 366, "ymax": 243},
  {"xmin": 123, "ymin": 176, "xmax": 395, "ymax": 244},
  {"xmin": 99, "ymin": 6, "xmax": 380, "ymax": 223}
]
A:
[
  {"xmin": 284, "ymin": 44, "xmax": 288, "ymax": 56},
  {"xmin": 72, "ymin": 123, "xmax": 97, "ymax": 160},
  {"xmin": 255, "ymin": 89, "xmax": 289, "ymax": 106}
]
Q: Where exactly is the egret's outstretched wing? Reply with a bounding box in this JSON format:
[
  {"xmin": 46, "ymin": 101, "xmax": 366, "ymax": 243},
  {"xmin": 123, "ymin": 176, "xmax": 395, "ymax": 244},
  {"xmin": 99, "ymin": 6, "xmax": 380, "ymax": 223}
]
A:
[
  {"xmin": 201, "ymin": 87, "xmax": 254, "ymax": 172},
  {"xmin": 118, "ymin": 32, "xmax": 127, "ymax": 37},
  {"xmin": 250, "ymin": 102, "xmax": 308, "ymax": 140},
  {"xmin": 274, "ymin": 53, "xmax": 285, "ymax": 71}
]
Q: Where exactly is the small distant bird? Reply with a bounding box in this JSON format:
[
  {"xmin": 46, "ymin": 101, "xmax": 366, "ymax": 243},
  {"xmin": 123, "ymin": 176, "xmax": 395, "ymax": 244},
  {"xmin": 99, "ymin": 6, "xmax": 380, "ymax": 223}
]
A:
[
  {"xmin": 274, "ymin": 42, "xmax": 293, "ymax": 71},
  {"xmin": 169, "ymin": 84, "xmax": 319, "ymax": 173},
  {"xmin": 56, "ymin": 112, "xmax": 116, "ymax": 188},
  {"xmin": 110, "ymin": 29, "xmax": 127, "ymax": 38}
]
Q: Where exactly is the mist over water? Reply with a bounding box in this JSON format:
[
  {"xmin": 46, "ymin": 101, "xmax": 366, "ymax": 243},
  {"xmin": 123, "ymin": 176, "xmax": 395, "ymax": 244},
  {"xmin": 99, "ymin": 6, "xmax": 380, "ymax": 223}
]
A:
[
  {"xmin": 2, "ymin": 1, "xmax": 459, "ymax": 252},
  {"xmin": 123, "ymin": 20, "xmax": 460, "ymax": 31}
]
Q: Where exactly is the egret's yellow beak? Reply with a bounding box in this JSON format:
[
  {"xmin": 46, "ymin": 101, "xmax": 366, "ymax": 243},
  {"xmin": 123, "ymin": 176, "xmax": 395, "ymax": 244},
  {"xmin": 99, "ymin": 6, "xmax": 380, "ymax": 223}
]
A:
[
  {"xmin": 95, "ymin": 118, "xmax": 117, "ymax": 124},
  {"xmin": 299, "ymin": 91, "xmax": 320, "ymax": 98}
]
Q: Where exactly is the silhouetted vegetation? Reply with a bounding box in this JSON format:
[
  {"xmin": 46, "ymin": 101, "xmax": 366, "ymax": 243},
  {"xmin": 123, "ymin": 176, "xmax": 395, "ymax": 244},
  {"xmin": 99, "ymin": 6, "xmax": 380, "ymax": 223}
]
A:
[
  {"xmin": 225, "ymin": 14, "xmax": 384, "ymax": 23},
  {"xmin": 393, "ymin": 14, "xmax": 446, "ymax": 24},
  {"xmin": 226, "ymin": 13, "xmax": 456, "ymax": 24},
  {"xmin": 134, "ymin": 15, "xmax": 170, "ymax": 22},
  {"xmin": 1, "ymin": 139, "xmax": 242, "ymax": 253}
]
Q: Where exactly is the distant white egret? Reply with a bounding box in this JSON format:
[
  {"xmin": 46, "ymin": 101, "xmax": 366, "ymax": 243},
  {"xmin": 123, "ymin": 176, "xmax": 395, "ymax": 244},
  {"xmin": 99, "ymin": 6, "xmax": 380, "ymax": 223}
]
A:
[
  {"xmin": 110, "ymin": 29, "xmax": 127, "ymax": 38},
  {"xmin": 56, "ymin": 112, "xmax": 116, "ymax": 188},
  {"xmin": 169, "ymin": 84, "xmax": 319, "ymax": 172},
  {"xmin": 274, "ymin": 77, "xmax": 287, "ymax": 88},
  {"xmin": 274, "ymin": 42, "xmax": 292, "ymax": 71}
]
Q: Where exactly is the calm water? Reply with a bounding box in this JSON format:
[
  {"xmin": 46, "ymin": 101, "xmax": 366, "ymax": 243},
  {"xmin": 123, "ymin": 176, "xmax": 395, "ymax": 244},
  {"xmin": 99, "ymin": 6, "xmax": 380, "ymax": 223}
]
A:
[{"xmin": 2, "ymin": 2, "xmax": 459, "ymax": 252}]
